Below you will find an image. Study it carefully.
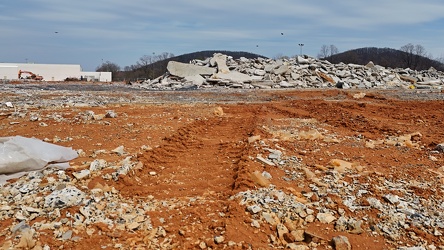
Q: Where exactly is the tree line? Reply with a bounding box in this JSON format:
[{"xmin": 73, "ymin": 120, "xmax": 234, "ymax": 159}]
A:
[{"xmin": 317, "ymin": 43, "xmax": 444, "ymax": 71}]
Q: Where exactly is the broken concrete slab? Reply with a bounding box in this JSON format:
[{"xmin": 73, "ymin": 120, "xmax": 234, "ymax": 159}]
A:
[{"xmin": 167, "ymin": 61, "xmax": 216, "ymax": 78}]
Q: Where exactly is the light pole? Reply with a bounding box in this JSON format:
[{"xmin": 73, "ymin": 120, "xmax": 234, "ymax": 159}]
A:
[{"xmin": 298, "ymin": 43, "xmax": 304, "ymax": 56}]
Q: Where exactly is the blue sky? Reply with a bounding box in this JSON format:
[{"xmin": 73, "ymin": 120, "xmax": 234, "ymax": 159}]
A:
[{"xmin": 1, "ymin": 0, "xmax": 444, "ymax": 71}]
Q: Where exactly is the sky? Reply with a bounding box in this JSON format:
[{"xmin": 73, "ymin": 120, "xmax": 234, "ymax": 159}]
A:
[{"xmin": 1, "ymin": 0, "xmax": 444, "ymax": 71}]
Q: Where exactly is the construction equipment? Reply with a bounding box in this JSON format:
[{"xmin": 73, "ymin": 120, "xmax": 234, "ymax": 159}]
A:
[{"xmin": 18, "ymin": 70, "xmax": 43, "ymax": 80}]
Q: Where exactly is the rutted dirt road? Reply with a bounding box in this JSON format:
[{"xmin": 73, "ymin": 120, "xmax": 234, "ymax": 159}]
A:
[{"xmin": 1, "ymin": 84, "xmax": 444, "ymax": 249}]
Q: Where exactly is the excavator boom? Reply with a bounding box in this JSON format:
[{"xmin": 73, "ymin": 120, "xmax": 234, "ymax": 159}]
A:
[{"xmin": 18, "ymin": 70, "xmax": 43, "ymax": 80}]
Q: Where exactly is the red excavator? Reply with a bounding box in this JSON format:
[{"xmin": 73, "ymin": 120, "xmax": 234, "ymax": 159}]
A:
[{"xmin": 18, "ymin": 70, "xmax": 44, "ymax": 80}]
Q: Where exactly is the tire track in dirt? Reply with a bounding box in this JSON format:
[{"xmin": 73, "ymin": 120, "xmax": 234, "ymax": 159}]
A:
[{"xmin": 115, "ymin": 108, "xmax": 263, "ymax": 199}]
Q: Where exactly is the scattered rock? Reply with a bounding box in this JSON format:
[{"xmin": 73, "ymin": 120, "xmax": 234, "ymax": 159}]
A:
[
  {"xmin": 317, "ymin": 213, "xmax": 336, "ymax": 224},
  {"xmin": 435, "ymin": 143, "xmax": 444, "ymax": 152},
  {"xmin": 44, "ymin": 186, "xmax": 85, "ymax": 208},
  {"xmin": 111, "ymin": 145, "xmax": 126, "ymax": 155},
  {"xmin": 332, "ymin": 235, "xmax": 351, "ymax": 250},
  {"xmin": 214, "ymin": 235, "xmax": 225, "ymax": 244},
  {"xmin": 72, "ymin": 169, "xmax": 90, "ymax": 180}
]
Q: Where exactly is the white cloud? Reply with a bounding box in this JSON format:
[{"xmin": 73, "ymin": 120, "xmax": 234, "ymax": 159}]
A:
[{"xmin": 2, "ymin": 0, "xmax": 444, "ymax": 69}]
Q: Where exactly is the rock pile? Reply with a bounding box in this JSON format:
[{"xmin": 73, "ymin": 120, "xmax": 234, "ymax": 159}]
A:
[
  {"xmin": 139, "ymin": 53, "xmax": 444, "ymax": 90},
  {"xmin": 232, "ymin": 129, "xmax": 444, "ymax": 249}
]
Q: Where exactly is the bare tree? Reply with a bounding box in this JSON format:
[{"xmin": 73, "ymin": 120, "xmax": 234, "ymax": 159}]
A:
[
  {"xmin": 137, "ymin": 55, "xmax": 156, "ymax": 77},
  {"xmin": 318, "ymin": 45, "xmax": 330, "ymax": 59},
  {"xmin": 96, "ymin": 61, "xmax": 120, "ymax": 73},
  {"xmin": 95, "ymin": 61, "xmax": 120, "ymax": 81},
  {"xmin": 156, "ymin": 52, "xmax": 175, "ymax": 61},
  {"xmin": 400, "ymin": 43, "xmax": 427, "ymax": 69},
  {"xmin": 318, "ymin": 45, "xmax": 339, "ymax": 60},
  {"xmin": 329, "ymin": 45, "xmax": 339, "ymax": 57},
  {"xmin": 136, "ymin": 52, "xmax": 175, "ymax": 79}
]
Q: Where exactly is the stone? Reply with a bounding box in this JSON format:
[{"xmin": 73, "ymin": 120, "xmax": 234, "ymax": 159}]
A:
[
  {"xmin": 213, "ymin": 106, "xmax": 224, "ymax": 116},
  {"xmin": 290, "ymin": 229, "xmax": 305, "ymax": 242},
  {"xmin": 317, "ymin": 71, "xmax": 335, "ymax": 84},
  {"xmin": 11, "ymin": 221, "xmax": 30, "ymax": 233},
  {"xmin": 435, "ymin": 143, "xmax": 444, "ymax": 152},
  {"xmin": 73, "ymin": 169, "xmax": 90, "ymax": 180},
  {"xmin": 262, "ymin": 212, "xmax": 278, "ymax": 225},
  {"xmin": 254, "ymin": 69, "xmax": 266, "ymax": 76},
  {"xmin": 399, "ymin": 74, "xmax": 417, "ymax": 84},
  {"xmin": 276, "ymin": 223, "xmax": 289, "ymax": 241},
  {"xmin": 93, "ymin": 114, "xmax": 105, "ymax": 120},
  {"xmin": 184, "ymin": 75, "xmax": 205, "ymax": 85},
  {"xmin": 367, "ymin": 197, "xmax": 384, "ymax": 210},
  {"xmin": 251, "ymin": 220, "xmax": 260, "ymax": 228},
  {"xmin": 89, "ymin": 159, "xmax": 107, "ymax": 171},
  {"xmin": 210, "ymin": 53, "xmax": 230, "ymax": 74},
  {"xmin": 15, "ymin": 229, "xmax": 36, "ymax": 249},
  {"xmin": 332, "ymin": 235, "xmax": 351, "ymax": 250},
  {"xmin": 126, "ymin": 222, "xmax": 140, "ymax": 230},
  {"xmin": 247, "ymin": 205, "xmax": 262, "ymax": 214},
  {"xmin": 62, "ymin": 230, "xmax": 73, "ymax": 240},
  {"xmin": 256, "ymin": 155, "xmax": 276, "ymax": 166},
  {"xmin": 348, "ymin": 219, "xmax": 363, "ymax": 234},
  {"xmin": 44, "ymin": 186, "xmax": 85, "ymax": 208},
  {"xmin": 214, "ymin": 235, "xmax": 224, "ymax": 244},
  {"xmin": 286, "ymin": 244, "xmax": 308, "ymax": 250},
  {"xmin": 261, "ymin": 171, "xmax": 272, "ymax": 180},
  {"xmin": 335, "ymin": 216, "xmax": 348, "ymax": 231},
  {"xmin": 317, "ymin": 213, "xmax": 336, "ymax": 224},
  {"xmin": 283, "ymin": 232, "xmax": 295, "ymax": 243},
  {"xmin": 273, "ymin": 65, "xmax": 290, "ymax": 75},
  {"xmin": 199, "ymin": 241, "xmax": 206, "ymax": 249},
  {"xmin": 283, "ymin": 218, "xmax": 298, "ymax": 232},
  {"xmin": 112, "ymin": 145, "xmax": 126, "ymax": 155},
  {"xmin": 297, "ymin": 56, "xmax": 310, "ymax": 64},
  {"xmin": 212, "ymin": 71, "xmax": 252, "ymax": 83},
  {"xmin": 365, "ymin": 61, "xmax": 375, "ymax": 68},
  {"xmin": 383, "ymin": 194, "xmax": 400, "ymax": 204},
  {"xmin": 105, "ymin": 110, "xmax": 117, "ymax": 118},
  {"xmin": 279, "ymin": 81, "xmax": 295, "ymax": 88},
  {"xmin": 167, "ymin": 61, "xmax": 216, "ymax": 77}
]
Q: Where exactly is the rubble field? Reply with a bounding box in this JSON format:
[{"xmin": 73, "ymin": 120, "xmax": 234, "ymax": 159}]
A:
[{"xmin": 0, "ymin": 83, "xmax": 444, "ymax": 250}]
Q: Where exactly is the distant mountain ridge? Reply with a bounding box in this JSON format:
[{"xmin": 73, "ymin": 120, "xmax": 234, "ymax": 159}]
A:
[{"xmin": 323, "ymin": 47, "xmax": 444, "ymax": 71}]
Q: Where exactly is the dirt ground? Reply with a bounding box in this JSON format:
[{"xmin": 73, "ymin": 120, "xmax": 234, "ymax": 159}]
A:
[{"xmin": 1, "ymin": 84, "xmax": 444, "ymax": 249}]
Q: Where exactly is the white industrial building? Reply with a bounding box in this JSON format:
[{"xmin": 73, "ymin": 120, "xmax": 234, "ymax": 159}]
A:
[{"xmin": 0, "ymin": 63, "xmax": 112, "ymax": 82}]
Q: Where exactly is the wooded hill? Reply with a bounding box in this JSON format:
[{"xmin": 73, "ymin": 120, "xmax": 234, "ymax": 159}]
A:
[{"xmin": 322, "ymin": 47, "xmax": 444, "ymax": 71}]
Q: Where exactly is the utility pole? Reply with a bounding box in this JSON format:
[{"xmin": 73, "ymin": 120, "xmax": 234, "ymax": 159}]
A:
[{"xmin": 298, "ymin": 43, "xmax": 304, "ymax": 56}]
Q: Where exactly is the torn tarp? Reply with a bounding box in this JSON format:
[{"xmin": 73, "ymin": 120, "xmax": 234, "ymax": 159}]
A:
[{"xmin": 0, "ymin": 136, "xmax": 78, "ymax": 184}]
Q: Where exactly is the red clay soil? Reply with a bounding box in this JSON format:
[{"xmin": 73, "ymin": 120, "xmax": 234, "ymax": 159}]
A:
[{"xmin": 1, "ymin": 87, "xmax": 443, "ymax": 249}]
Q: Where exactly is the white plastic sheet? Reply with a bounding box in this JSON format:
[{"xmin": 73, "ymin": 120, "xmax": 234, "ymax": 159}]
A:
[{"xmin": 0, "ymin": 136, "xmax": 78, "ymax": 184}]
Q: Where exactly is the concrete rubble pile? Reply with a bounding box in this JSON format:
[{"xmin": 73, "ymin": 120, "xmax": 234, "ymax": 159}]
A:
[{"xmin": 139, "ymin": 53, "xmax": 444, "ymax": 90}]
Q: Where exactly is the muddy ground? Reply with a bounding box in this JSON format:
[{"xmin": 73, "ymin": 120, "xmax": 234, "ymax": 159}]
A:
[{"xmin": 0, "ymin": 83, "xmax": 444, "ymax": 249}]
